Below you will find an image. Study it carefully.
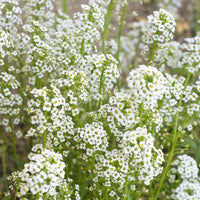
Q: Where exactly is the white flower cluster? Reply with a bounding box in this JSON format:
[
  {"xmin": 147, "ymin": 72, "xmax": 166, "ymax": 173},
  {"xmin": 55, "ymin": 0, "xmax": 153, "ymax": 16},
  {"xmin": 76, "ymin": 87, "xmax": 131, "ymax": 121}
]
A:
[
  {"xmin": 27, "ymin": 85, "xmax": 75, "ymax": 147},
  {"xmin": 170, "ymin": 155, "xmax": 200, "ymax": 200},
  {"xmin": 52, "ymin": 69, "xmax": 89, "ymax": 102},
  {"xmin": 127, "ymin": 65, "xmax": 167, "ymax": 109},
  {"xmin": 8, "ymin": 144, "xmax": 72, "ymax": 199},
  {"xmin": 84, "ymin": 54, "xmax": 119, "ymax": 99},
  {"xmin": 23, "ymin": 0, "xmax": 55, "ymax": 27},
  {"xmin": 143, "ymin": 8, "xmax": 176, "ymax": 44},
  {"xmin": 0, "ymin": 0, "xmax": 22, "ymax": 33},
  {"xmin": 0, "ymin": 30, "xmax": 13, "ymax": 66},
  {"xmin": 78, "ymin": 122, "xmax": 108, "ymax": 153},
  {"xmin": 55, "ymin": 2, "xmax": 104, "ymax": 57},
  {"xmin": 0, "ymin": 72, "xmax": 22, "ymax": 131},
  {"xmin": 122, "ymin": 126, "xmax": 164, "ymax": 185},
  {"xmin": 173, "ymin": 154, "xmax": 199, "ymax": 180},
  {"xmin": 89, "ymin": 0, "xmax": 130, "ymax": 15},
  {"xmin": 154, "ymin": 41, "xmax": 182, "ymax": 69},
  {"xmin": 158, "ymin": 0, "xmax": 183, "ymax": 14},
  {"xmin": 172, "ymin": 180, "xmax": 200, "ymax": 200},
  {"xmin": 93, "ymin": 126, "xmax": 163, "ymax": 188},
  {"xmin": 1, "ymin": 0, "xmax": 199, "ymax": 199},
  {"xmin": 180, "ymin": 36, "xmax": 200, "ymax": 73}
]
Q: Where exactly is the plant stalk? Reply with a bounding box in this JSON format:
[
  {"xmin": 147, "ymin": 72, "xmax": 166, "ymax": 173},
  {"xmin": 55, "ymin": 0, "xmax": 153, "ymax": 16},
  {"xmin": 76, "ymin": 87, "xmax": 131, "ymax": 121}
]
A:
[
  {"xmin": 43, "ymin": 130, "xmax": 47, "ymax": 148},
  {"xmin": 153, "ymin": 72, "xmax": 191, "ymax": 199},
  {"xmin": 150, "ymin": 41, "xmax": 157, "ymax": 63},
  {"xmin": 98, "ymin": 67, "xmax": 105, "ymax": 108},
  {"xmin": 2, "ymin": 145, "xmax": 8, "ymax": 191},
  {"xmin": 102, "ymin": 0, "xmax": 115, "ymax": 54},
  {"xmin": 62, "ymin": 0, "xmax": 67, "ymax": 13},
  {"xmin": 9, "ymin": 117, "xmax": 18, "ymax": 169},
  {"xmin": 116, "ymin": 0, "xmax": 130, "ymax": 91}
]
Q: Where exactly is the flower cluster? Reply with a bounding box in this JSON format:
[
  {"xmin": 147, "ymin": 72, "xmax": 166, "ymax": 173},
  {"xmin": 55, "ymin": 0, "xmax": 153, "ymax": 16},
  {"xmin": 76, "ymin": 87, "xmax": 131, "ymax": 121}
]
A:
[
  {"xmin": 158, "ymin": 0, "xmax": 183, "ymax": 14},
  {"xmin": 27, "ymin": 85, "xmax": 75, "ymax": 148},
  {"xmin": 1, "ymin": 0, "xmax": 200, "ymax": 199},
  {"xmin": 169, "ymin": 154, "xmax": 200, "ymax": 200},
  {"xmin": 8, "ymin": 144, "xmax": 73, "ymax": 199},
  {"xmin": 143, "ymin": 8, "xmax": 176, "ymax": 44},
  {"xmin": 180, "ymin": 36, "xmax": 200, "ymax": 73},
  {"xmin": 154, "ymin": 41, "xmax": 182, "ymax": 70},
  {"xmin": 91, "ymin": 126, "xmax": 164, "ymax": 195},
  {"xmin": 0, "ymin": 72, "xmax": 22, "ymax": 132},
  {"xmin": 127, "ymin": 65, "xmax": 167, "ymax": 109},
  {"xmin": 77, "ymin": 122, "xmax": 109, "ymax": 153}
]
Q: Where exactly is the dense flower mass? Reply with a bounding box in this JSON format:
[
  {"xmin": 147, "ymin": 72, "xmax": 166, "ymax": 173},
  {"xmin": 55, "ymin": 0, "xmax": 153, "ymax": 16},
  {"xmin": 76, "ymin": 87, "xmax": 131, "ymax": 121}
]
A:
[
  {"xmin": 127, "ymin": 65, "xmax": 167, "ymax": 109},
  {"xmin": 180, "ymin": 36, "xmax": 200, "ymax": 73},
  {"xmin": 154, "ymin": 41, "xmax": 182, "ymax": 69},
  {"xmin": 0, "ymin": 0, "xmax": 200, "ymax": 200},
  {"xmin": 143, "ymin": 8, "xmax": 176, "ymax": 44},
  {"xmin": 8, "ymin": 144, "xmax": 74, "ymax": 199},
  {"xmin": 169, "ymin": 155, "xmax": 200, "ymax": 200}
]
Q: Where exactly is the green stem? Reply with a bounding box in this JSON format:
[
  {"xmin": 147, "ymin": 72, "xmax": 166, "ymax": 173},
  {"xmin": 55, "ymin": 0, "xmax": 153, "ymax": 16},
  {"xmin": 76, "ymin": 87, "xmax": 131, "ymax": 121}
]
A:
[
  {"xmin": 132, "ymin": 31, "xmax": 142, "ymax": 68},
  {"xmin": 29, "ymin": 137, "xmax": 33, "ymax": 151},
  {"xmin": 80, "ymin": 38, "xmax": 85, "ymax": 56},
  {"xmin": 102, "ymin": 0, "xmax": 115, "ymax": 54},
  {"xmin": 105, "ymin": 187, "xmax": 108, "ymax": 200},
  {"xmin": 195, "ymin": 0, "xmax": 200, "ymax": 33},
  {"xmin": 37, "ymin": 77, "xmax": 42, "ymax": 89},
  {"xmin": 62, "ymin": 0, "xmax": 67, "ymax": 13},
  {"xmin": 153, "ymin": 72, "xmax": 191, "ymax": 199},
  {"xmin": 3, "ymin": 63, "xmax": 9, "ymax": 73},
  {"xmin": 76, "ymin": 115, "xmax": 82, "ymax": 127},
  {"xmin": 43, "ymin": 130, "xmax": 46, "ymax": 148},
  {"xmin": 2, "ymin": 145, "xmax": 8, "ymax": 191},
  {"xmin": 149, "ymin": 182, "xmax": 153, "ymax": 198},
  {"xmin": 9, "ymin": 117, "xmax": 18, "ymax": 168},
  {"xmin": 123, "ymin": 180, "xmax": 127, "ymax": 199},
  {"xmin": 117, "ymin": 1, "xmax": 129, "ymax": 62},
  {"xmin": 150, "ymin": 41, "xmax": 157, "ymax": 63},
  {"xmin": 116, "ymin": 0, "xmax": 129, "ymax": 91},
  {"xmin": 87, "ymin": 102, "xmax": 90, "ymax": 112},
  {"xmin": 98, "ymin": 67, "xmax": 105, "ymax": 108}
]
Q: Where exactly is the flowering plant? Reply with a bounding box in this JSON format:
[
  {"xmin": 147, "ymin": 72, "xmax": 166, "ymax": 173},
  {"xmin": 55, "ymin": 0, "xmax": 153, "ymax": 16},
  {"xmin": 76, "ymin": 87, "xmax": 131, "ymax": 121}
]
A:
[{"xmin": 1, "ymin": 0, "xmax": 200, "ymax": 200}]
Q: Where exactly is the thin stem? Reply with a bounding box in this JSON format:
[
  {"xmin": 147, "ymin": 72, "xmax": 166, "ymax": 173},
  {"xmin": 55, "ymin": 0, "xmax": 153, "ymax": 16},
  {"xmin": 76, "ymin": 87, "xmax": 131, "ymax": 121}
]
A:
[
  {"xmin": 9, "ymin": 117, "xmax": 18, "ymax": 169},
  {"xmin": 153, "ymin": 72, "xmax": 191, "ymax": 199},
  {"xmin": 98, "ymin": 67, "xmax": 105, "ymax": 108},
  {"xmin": 149, "ymin": 41, "xmax": 157, "ymax": 63},
  {"xmin": 195, "ymin": 0, "xmax": 200, "ymax": 33},
  {"xmin": 37, "ymin": 77, "xmax": 42, "ymax": 89},
  {"xmin": 153, "ymin": 116, "xmax": 179, "ymax": 199},
  {"xmin": 62, "ymin": 0, "xmax": 67, "ymax": 13},
  {"xmin": 105, "ymin": 187, "xmax": 108, "ymax": 200},
  {"xmin": 43, "ymin": 130, "xmax": 47, "ymax": 148},
  {"xmin": 123, "ymin": 180, "xmax": 127, "ymax": 199},
  {"xmin": 102, "ymin": 0, "xmax": 115, "ymax": 54},
  {"xmin": 116, "ymin": 0, "xmax": 129, "ymax": 91},
  {"xmin": 29, "ymin": 137, "xmax": 33, "ymax": 151},
  {"xmin": 149, "ymin": 182, "xmax": 153, "ymax": 198},
  {"xmin": 87, "ymin": 102, "xmax": 90, "ymax": 112},
  {"xmin": 76, "ymin": 115, "xmax": 82, "ymax": 127},
  {"xmin": 2, "ymin": 145, "xmax": 8, "ymax": 191},
  {"xmin": 132, "ymin": 32, "xmax": 142, "ymax": 67},
  {"xmin": 117, "ymin": 1, "xmax": 129, "ymax": 62},
  {"xmin": 80, "ymin": 38, "xmax": 85, "ymax": 56}
]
